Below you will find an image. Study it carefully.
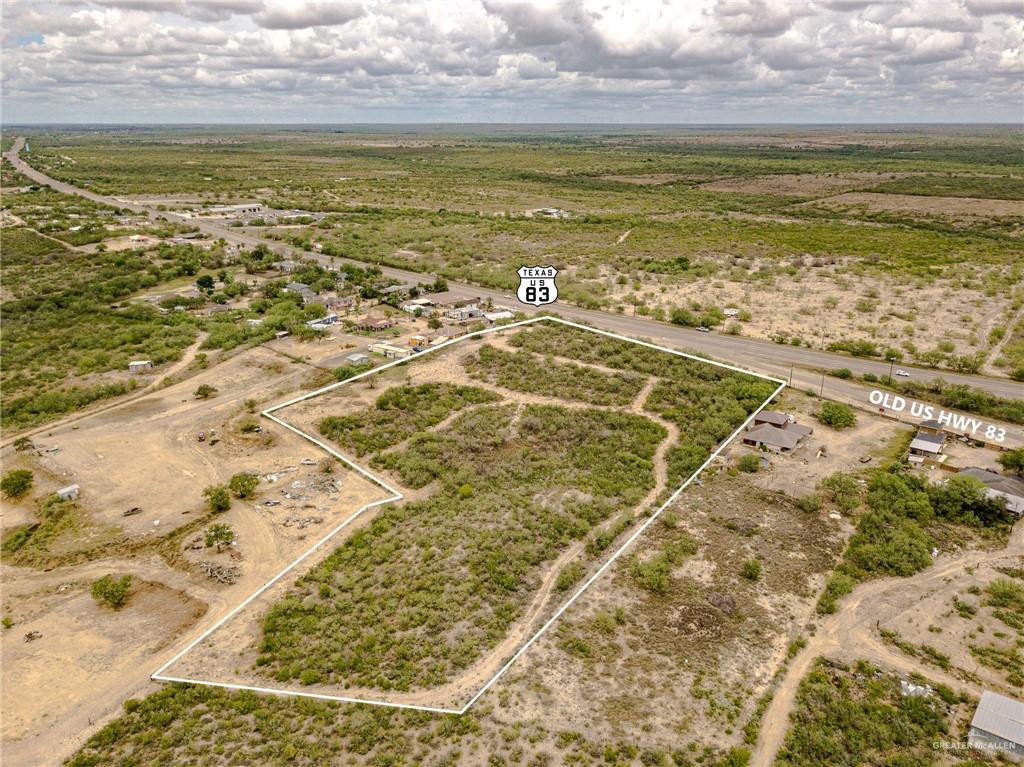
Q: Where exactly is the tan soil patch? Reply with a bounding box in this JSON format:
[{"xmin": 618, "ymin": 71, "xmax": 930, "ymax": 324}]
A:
[
  {"xmin": 701, "ymin": 172, "xmax": 916, "ymax": 197},
  {"xmin": 1, "ymin": 580, "xmax": 204, "ymax": 741}
]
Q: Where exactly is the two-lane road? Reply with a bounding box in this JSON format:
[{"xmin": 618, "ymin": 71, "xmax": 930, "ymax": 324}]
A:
[{"xmin": 7, "ymin": 136, "xmax": 1022, "ymax": 405}]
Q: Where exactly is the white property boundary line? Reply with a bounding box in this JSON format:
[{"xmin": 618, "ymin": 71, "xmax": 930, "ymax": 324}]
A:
[{"xmin": 151, "ymin": 316, "xmax": 786, "ymax": 714}]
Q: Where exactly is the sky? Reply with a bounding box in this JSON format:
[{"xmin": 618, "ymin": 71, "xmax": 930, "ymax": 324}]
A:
[{"xmin": 1, "ymin": 0, "xmax": 1022, "ymax": 124}]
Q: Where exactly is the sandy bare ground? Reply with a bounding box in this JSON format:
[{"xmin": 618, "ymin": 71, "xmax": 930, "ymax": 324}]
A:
[
  {"xmin": 750, "ymin": 522, "xmax": 1024, "ymax": 767},
  {"xmin": 606, "ymin": 256, "xmax": 1011, "ymax": 365},
  {"xmin": 0, "ymin": 339, "xmax": 389, "ymax": 767}
]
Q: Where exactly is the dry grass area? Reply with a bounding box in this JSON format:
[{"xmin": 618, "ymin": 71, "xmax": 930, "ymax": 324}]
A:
[
  {"xmin": 492, "ymin": 467, "xmax": 845, "ymax": 756},
  {"xmin": 699, "ymin": 172, "xmax": 917, "ymax": 197},
  {"xmin": 875, "ymin": 553, "xmax": 1024, "ymax": 693},
  {"xmin": 605, "ymin": 255, "xmax": 1008, "ymax": 363},
  {"xmin": 804, "ymin": 191, "xmax": 1024, "ymax": 223}
]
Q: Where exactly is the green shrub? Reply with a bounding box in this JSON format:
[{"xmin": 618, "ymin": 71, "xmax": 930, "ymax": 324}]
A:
[
  {"xmin": 193, "ymin": 383, "xmax": 218, "ymax": 399},
  {"xmin": 736, "ymin": 454, "xmax": 761, "ymax": 473},
  {"xmin": 740, "ymin": 560, "xmax": 761, "ymax": 581},
  {"xmin": 997, "ymin": 447, "xmax": 1024, "ymax": 475},
  {"xmin": 555, "ymin": 562, "xmax": 585, "ymax": 592},
  {"xmin": 91, "ymin": 574, "xmax": 132, "ymax": 609},
  {"xmin": 228, "ymin": 473, "xmax": 258, "ymax": 499},
  {"xmin": 205, "ymin": 523, "xmax": 234, "ymax": 548},
  {"xmin": 203, "ymin": 484, "xmax": 231, "ymax": 512},
  {"xmin": 1, "ymin": 469, "xmax": 33, "ymax": 499},
  {"xmin": 816, "ymin": 402, "xmax": 857, "ymax": 429},
  {"xmin": 819, "ymin": 472, "xmax": 860, "ymax": 510}
]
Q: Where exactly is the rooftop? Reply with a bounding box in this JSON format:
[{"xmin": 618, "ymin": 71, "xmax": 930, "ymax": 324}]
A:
[
  {"xmin": 971, "ymin": 690, "xmax": 1024, "ymax": 746},
  {"xmin": 744, "ymin": 423, "xmax": 802, "ymax": 450}
]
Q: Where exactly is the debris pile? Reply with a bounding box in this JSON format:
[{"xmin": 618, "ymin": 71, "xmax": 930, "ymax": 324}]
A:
[{"xmin": 199, "ymin": 561, "xmax": 240, "ymax": 584}]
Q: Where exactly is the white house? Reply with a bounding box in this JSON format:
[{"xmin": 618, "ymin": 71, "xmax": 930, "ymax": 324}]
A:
[
  {"xmin": 306, "ymin": 313, "xmax": 339, "ymax": 328},
  {"xmin": 445, "ymin": 304, "xmax": 484, "ymax": 322},
  {"xmin": 345, "ymin": 353, "xmax": 370, "ymax": 365}
]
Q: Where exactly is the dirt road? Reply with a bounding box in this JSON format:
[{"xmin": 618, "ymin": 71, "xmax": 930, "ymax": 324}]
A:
[{"xmin": 750, "ymin": 521, "xmax": 1024, "ymax": 767}]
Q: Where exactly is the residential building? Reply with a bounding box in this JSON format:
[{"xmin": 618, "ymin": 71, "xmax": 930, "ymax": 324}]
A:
[
  {"xmin": 445, "ymin": 303, "xmax": 484, "ymax": 322},
  {"xmin": 345, "ymin": 353, "xmax": 370, "ymax": 365},
  {"xmin": 355, "ymin": 315, "xmax": 394, "ymax": 332},
  {"xmin": 325, "ymin": 295, "xmax": 356, "ymax": 312},
  {"xmin": 306, "ymin": 313, "xmax": 339, "ymax": 328},
  {"xmin": 957, "ymin": 467, "xmax": 1024, "ymax": 520},
  {"xmin": 968, "ymin": 691, "xmax": 1023, "ymax": 761},
  {"xmin": 908, "ymin": 431, "xmax": 946, "ymax": 462},
  {"xmin": 368, "ymin": 343, "xmax": 412, "ymax": 359},
  {"xmin": 742, "ymin": 423, "xmax": 803, "ymax": 453},
  {"xmin": 381, "ymin": 282, "xmax": 418, "ymax": 296}
]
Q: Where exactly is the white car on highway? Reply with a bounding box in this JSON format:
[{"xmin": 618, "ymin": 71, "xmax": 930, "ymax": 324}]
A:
[{"xmin": 895, "ymin": 369, "xmax": 910, "ymax": 377}]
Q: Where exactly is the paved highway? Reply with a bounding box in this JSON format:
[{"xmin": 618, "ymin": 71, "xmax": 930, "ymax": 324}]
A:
[{"xmin": 8, "ymin": 137, "xmax": 1023, "ymax": 407}]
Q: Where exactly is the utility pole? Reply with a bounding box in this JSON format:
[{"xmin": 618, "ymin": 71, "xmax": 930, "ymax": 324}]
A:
[
  {"xmin": 789, "ymin": 365, "xmax": 794, "ymax": 387},
  {"xmin": 820, "ymin": 374, "xmax": 825, "ymax": 397}
]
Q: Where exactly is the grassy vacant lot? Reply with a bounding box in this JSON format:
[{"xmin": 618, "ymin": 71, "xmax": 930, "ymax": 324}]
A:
[
  {"xmin": 266, "ymin": 399, "xmax": 664, "ymax": 690},
  {"xmin": 508, "ymin": 323, "xmax": 778, "ymax": 485},
  {"xmin": 252, "ymin": 321, "xmax": 775, "ymax": 692},
  {"xmin": 20, "ymin": 126, "xmax": 1024, "ymax": 374}
]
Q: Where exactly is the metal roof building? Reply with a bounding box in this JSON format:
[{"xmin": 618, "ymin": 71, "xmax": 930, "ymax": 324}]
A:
[{"xmin": 968, "ymin": 690, "xmax": 1024, "ymax": 760}]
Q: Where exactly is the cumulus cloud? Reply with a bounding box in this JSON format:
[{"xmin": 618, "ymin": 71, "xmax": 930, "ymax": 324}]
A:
[
  {"xmin": 253, "ymin": 1, "xmax": 365, "ymax": 30},
  {"xmin": 0, "ymin": 0, "xmax": 1020, "ymax": 123}
]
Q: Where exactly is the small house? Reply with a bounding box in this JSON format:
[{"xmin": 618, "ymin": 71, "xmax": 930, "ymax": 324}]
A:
[
  {"xmin": 408, "ymin": 335, "xmax": 429, "ymax": 347},
  {"xmin": 908, "ymin": 431, "xmax": 945, "ymax": 462},
  {"xmin": 345, "ymin": 353, "xmax": 370, "ymax": 365},
  {"xmin": 917, "ymin": 419, "xmax": 945, "ymax": 435},
  {"xmin": 742, "ymin": 423, "xmax": 803, "ymax": 453},
  {"xmin": 57, "ymin": 484, "xmax": 80, "ymax": 501},
  {"xmin": 355, "ymin": 316, "xmax": 394, "ymax": 332},
  {"xmin": 306, "ymin": 313, "xmax": 339, "ymax": 328},
  {"xmin": 381, "ymin": 283, "xmax": 418, "ymax": 297},
  {"xmin": 274, "ymin": 260, "xmax": 299, "ymax": 273},
  {"xmin": 368, "ymin": 343, "xmax": 412, "ymax": 360},
  {"xmin": 325, "ymin": 295, "xmax": 355, "ymax": 311},
  {"xmin": 956, "ymin": 467, "xmax": 1024, "ymax": 520},
  {"xmin": 430, "ymin": 326, "xmax": 466, "ymax": 343},
  {"xmin": 128, "ymin": 360, "xmax": 153, "ymax": 374},
  {"xmin": 968, "ymin": 690, "xmax": 1023, "ymax": 761},
  {"xmin": 246, "ymin": 318, "xmax": 264, "ymax": 328},
  {"xmin": 445, "ymin": 304, "xmax": 484, "ymax": 322}
]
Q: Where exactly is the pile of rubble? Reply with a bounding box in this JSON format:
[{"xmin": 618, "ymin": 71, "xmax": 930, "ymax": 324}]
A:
[{"xmin": 198, "ymin": 561, "xmax": 240, "ymax": 584}]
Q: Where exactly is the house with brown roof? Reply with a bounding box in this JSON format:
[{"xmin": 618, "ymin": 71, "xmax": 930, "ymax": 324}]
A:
[{"xmin": 355, "ymin": 315, "xmax": 394, "ymax": 332}]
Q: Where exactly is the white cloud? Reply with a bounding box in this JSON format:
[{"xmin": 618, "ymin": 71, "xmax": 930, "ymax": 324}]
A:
[
  {"xmin": 253, "ymin": 1, "xmax": 364, "ymax": 30},
  {"xmin": 0, "ymin": 0, "xmax": 1019, "ymax": 122}
]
